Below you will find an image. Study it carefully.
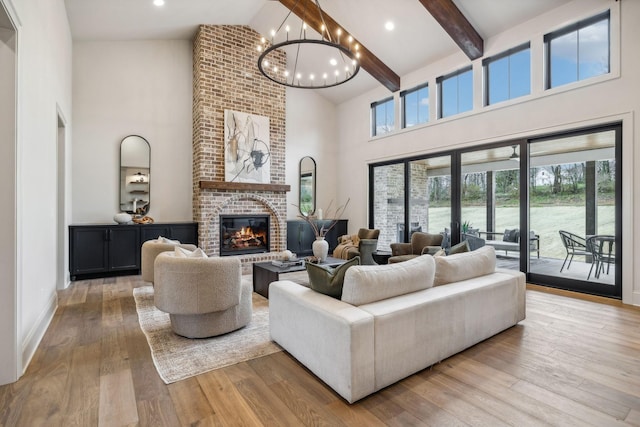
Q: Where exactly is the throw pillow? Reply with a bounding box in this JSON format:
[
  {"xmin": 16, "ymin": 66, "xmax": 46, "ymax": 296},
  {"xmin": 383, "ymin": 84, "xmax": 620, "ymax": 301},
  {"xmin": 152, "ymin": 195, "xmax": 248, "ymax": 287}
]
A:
[
  {"xmin": 503, "ymin": 229, "xmax": 519, "ymax": 243},
  {"xmin": 158, "ymin": 236, "xmax": 181, "ymax": 244},
  {"xmin": 448, "ymin": 240, "xmax": 470, "ymax": 255},
  {"xmin": 434, "ymin": 246, "xmax": 496, "ymax": 286},
  {"xmin": 306, "ymin": 256, "xmax": 360, "ymax": 299},
  {"xmin": 434, "ymin": 249, "xmax": 446, "ymax": 257},
  {"xmin": 174, "ymin": 246, "xmax": 208, "ymax": 258}
]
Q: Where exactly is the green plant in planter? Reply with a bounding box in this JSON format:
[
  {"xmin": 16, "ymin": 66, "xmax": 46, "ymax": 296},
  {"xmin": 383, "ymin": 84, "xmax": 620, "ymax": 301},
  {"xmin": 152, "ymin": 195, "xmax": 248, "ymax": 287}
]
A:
[{"xmin": 462, "ymin": 220, "xmax": 472, "ymax": 234}]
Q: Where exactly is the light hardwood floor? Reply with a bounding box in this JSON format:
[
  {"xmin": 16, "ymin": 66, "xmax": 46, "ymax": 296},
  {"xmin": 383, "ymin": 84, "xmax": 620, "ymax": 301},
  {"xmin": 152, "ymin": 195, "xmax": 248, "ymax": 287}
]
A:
[{"xmin": 1, "ymin": 275, "xmax": 639, "ymax": 426}]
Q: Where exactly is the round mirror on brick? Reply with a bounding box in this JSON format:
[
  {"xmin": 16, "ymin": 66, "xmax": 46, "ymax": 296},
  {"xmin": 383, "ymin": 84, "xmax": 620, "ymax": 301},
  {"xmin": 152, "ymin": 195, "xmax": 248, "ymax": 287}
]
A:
[
  {"xmin": 119, "ymin": 135, "xmax": 150, "ymax": 215},
  {"xmin": 299, "ymin": 156, "xmax": 316, "ymax": 217}
]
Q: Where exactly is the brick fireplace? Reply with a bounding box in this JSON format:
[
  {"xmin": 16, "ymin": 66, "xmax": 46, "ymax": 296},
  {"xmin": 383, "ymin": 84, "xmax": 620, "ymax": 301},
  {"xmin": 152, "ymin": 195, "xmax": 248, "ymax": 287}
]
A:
[{"xmin": 192, "ymin": 25, "xmax": 288, "ymax": 273}]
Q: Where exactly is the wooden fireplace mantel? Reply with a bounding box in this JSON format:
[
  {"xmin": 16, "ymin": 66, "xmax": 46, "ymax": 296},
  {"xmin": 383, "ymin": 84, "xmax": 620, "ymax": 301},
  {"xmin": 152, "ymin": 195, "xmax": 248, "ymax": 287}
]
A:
[{"xmin": 199, "ymin": 181, "xmax": 290, "ymax": 193}]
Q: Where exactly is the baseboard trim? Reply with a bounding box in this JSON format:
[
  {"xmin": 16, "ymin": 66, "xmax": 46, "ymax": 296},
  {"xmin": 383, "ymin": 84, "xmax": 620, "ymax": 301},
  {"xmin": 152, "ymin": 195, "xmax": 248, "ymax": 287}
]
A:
[
  {"xmin": 21, "ymin": 291, "xmax": 58, "ymax": 375},
  {"xmin": 526, "ymin": 283, "xmax": 639, "ymax": 310}
]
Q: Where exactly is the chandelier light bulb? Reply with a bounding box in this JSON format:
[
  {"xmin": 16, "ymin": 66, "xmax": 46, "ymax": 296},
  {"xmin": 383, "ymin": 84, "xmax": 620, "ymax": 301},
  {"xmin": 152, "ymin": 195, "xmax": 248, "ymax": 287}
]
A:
[
  {"xmin": 348, "ymin": 35, "xmax": 353, "ymax": 43},
  {"xmin": 334, "ymin": 70, "xmax": 339, "ymax": 76},
  {"xmin": 323, "ymin": 73, "xmax": 328, "ymax": 79},
  {"xmin": 273, "ymin": 66, "xmax": 278, "ymax": 72},
  {"xmin": 296, "ymin": 73, "xmax": 302, "ymax": 79},
  {"xmin": 261, "ymin": 37, "xmax": 266, "ymax": 44},
  {"xmin": 284, "ymin": 70, "xmax": 290, "ymax": 77},
  {"xmin": 270, "ymin": 29, "xmax": 276, "ymax": 37},
  {"xmin": 310, "ymin": 74, "xmax": 315, "ymax": 80},
  {"xmin": 153, "ymin": 0, "xmax": 164, "ymax": 6},
  {"xmin": 257, "ymin": 45, "xmax": 262, "ymax": 52},
  {"xmin": 285, "ymin": 25, "xmax": 290, "ymax": 32},
  {"xmin": 303, "ymin": 22, "xmax": 307, "ymax": 30},
  {"xmin": 329, "ymin": 58, "xmax": 337, "ymax": 66},
  {"xmin": 264, "ymin": 60, "xmax": 269, "ymax": 67}
]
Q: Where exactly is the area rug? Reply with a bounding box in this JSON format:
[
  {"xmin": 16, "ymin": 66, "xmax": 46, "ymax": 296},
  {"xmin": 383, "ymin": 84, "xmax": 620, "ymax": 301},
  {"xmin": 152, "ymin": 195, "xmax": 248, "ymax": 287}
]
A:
[{"xmin": 133, "ymin": 279, "xmax": 282, "ymax": 384}]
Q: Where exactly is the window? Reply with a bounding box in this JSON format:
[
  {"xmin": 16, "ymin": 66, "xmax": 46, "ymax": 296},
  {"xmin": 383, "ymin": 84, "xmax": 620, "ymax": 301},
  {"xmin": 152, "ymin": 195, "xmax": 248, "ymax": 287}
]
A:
[
  {"xmin": 437, "ymin": 67, "xmax": 473, "ymax": 119},
  {"xmin": 545, "ymin": 11, "xmax": 610, "ymax": 89},
  {"xmin": 371, "ymin": 97, "xmax": 394, "ymax": 137},
  {"xmin": 483, "ymin": 43, "xmax": 531, "ymax": 105},
  {"xmin": 401, "ymin": 84, "xmax": 429, "ymax": 128}
]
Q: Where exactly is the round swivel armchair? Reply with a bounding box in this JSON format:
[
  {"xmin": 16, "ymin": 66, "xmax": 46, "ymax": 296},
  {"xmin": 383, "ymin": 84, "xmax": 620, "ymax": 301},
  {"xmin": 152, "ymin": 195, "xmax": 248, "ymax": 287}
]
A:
[
  {"xmin": 141, "ymin": 239, "xmax": 197, "ymax": 284},
  {"xmin": 153, "ymin": 253, "xmax": 252, "ymax": 338}
]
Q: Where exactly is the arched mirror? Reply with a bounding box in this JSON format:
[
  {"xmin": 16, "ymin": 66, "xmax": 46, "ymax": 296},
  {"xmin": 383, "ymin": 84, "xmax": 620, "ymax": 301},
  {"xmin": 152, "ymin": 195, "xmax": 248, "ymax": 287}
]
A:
[
  {"xmin": 119, "ymin": 135, "xmax": 150, "ymax": 215},
  {"xmin": 299, "ymin": 156, "xmax": 316, "ymax": 216}
]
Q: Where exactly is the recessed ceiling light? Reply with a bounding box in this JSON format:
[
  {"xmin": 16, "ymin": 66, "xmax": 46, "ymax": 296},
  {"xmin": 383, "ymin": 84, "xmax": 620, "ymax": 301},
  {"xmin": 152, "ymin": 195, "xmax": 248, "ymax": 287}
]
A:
[
  {"xmin": 385, "ymin": 21, "xmax": 395, "ymax": 31},
  {"xmin": 153, "ymin": 0, "xmax": 165, "ymax": 6}
]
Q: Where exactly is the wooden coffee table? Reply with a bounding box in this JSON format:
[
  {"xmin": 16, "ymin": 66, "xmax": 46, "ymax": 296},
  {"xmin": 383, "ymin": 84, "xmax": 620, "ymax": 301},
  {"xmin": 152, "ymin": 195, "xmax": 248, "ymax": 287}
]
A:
[{"xmin": 252, "ymin": 256, "xmax": 347, "ymax": 298}]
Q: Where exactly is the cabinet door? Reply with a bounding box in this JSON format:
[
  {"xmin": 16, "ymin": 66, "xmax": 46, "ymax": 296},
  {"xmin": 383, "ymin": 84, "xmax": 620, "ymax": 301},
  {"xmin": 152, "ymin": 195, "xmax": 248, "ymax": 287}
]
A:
[
  {"xmin": 300, "ymin": 222, "xmax": 315, "ymax": 256},
  {"xmin": 287, "ymin": 221, "xmax": 311, "ymax": 255},
  {"xmin": 169, "ymin": 224, "xmax": 198, "ymax": 245},
  {"xmin": 324, "ymin": 219, "xmax": 348, "ymax": 253},
  {"xmin": 108, "ymin": 227, "xmax": 140, "ymax": 271},
  {"xmin": 140, "ymin": 225, "xmax": 170, "ymax": 242},
  {"xmin": 70, "ymin": 227, "xmax": 109, "ymax": 275}
]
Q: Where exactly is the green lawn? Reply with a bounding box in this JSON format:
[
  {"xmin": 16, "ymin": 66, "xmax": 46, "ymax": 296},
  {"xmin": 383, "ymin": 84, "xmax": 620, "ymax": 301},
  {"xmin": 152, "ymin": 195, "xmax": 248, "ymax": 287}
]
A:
[{"xmin": 427, "ymin": 206, "xmax": 615, "ymax": 259}]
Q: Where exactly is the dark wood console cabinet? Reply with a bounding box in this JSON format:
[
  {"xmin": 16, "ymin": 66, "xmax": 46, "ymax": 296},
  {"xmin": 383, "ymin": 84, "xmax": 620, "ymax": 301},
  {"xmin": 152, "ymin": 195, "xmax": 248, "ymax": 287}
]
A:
[
  {"xmin": 286, "ymin": 219, "xmax": 348, "ymax": 256},
  {"xmin": 69, "ymin": 222, "xmax": 198, "ymax": 280}
]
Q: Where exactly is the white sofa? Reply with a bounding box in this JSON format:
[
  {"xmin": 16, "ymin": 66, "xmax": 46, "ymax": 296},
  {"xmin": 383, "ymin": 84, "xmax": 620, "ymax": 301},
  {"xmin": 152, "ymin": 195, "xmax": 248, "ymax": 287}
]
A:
[{"xmin": 269, "ymin": 246, "xmax": 526, "ymax": 403}]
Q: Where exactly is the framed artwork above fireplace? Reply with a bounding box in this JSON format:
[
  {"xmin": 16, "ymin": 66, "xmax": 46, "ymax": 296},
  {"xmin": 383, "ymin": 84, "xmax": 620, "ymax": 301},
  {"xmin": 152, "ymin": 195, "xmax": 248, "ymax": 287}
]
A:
[{"xmin": 224, "ymin": 109, "xmax": 271, "ymax": 184}]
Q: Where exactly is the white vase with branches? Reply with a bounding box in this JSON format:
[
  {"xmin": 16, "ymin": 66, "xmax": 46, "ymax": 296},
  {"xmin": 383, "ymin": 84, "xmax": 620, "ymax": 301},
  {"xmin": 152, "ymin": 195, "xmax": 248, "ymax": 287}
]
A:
[{"xmin": 295, "ymin": 199, "xmax": 350, "ymax": 262}]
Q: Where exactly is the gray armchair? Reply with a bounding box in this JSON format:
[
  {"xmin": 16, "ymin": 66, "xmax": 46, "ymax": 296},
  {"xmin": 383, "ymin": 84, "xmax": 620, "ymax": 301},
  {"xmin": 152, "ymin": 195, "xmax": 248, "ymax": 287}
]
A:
[{"xmin": 388, "ymin": 232, "xmax": 443, "ymax": 263}]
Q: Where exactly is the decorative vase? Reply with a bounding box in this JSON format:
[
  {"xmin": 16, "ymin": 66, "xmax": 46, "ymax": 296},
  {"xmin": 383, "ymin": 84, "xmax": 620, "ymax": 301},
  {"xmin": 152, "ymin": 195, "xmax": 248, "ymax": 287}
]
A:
[
  {"xmin": 113, "ymin": 212, "xmax": 133, "ymax": 224},
  {"xmin": 312, "ymin": 236, "xmax": 329, "ymax": 262}
]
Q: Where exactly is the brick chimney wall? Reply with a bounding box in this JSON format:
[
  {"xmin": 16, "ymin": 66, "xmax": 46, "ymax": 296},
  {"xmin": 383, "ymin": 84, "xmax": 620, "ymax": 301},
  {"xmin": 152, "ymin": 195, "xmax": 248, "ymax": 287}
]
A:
[{"xmin": 192, "ymin": 25, "xmax": 288, "ymax": 272}]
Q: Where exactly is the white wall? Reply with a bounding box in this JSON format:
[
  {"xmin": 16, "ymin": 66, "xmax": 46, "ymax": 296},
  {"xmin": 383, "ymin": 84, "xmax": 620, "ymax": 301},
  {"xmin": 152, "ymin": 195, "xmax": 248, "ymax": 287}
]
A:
[
  {"xmin": 285, "ymin": 87, "xmax": 339, "ymax": 221},
  {"xmin": 0, "ymin": 7, "xmax": 17, "ymax": 385},
  {"xmin": 335, "ymin": 0, "xmax": 640, "ymax": 305},
  {"xmin": 72, "ymin": 40, "xmax": 193, "ymax": 223},
  {"xmin": 0, "ymin": 0, "xmax": 73, "ymax": 384}
]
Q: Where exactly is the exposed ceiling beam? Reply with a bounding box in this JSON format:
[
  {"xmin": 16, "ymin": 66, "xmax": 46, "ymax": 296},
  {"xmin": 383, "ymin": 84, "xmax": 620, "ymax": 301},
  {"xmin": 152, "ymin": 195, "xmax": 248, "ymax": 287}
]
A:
[
  {"xmin": 278, "ymin": 0, "xmax": 400, "ymax": 92},
  {"xmin": 418, "ymin": 0, "xmax": 483, "ymax": 60}
]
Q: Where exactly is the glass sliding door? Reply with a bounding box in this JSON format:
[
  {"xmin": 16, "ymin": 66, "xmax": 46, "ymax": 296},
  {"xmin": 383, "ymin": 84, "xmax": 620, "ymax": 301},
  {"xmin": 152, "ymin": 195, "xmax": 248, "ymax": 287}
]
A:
[
  {"xmin": 408, "ymin": 155, "xmax": 452, "ymax": 246},
  {"xmin": 459, "ymin": 144, "xmax": 521, "ymax": 270},
  {"xmin": 370, "ymin": 162, "xmax": 405, "ymax": 251},
  {"xmin": 528, "ymin": 125, "xmax": 621, "ymax": 298},
  {"xmin": 368, "ymin": 123, "xmax": 621, "ymax": 299}
]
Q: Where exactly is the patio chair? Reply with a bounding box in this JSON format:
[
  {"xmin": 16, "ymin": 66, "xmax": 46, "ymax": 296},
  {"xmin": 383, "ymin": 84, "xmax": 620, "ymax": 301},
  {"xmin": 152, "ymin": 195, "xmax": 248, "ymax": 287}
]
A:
[
  {"xmin": 587, "ymin": 235, "xmax": 615, "ymax": 280},
  {"xmin": 558, "ymin": 230, "xmax": 591, "ymax": 272}
]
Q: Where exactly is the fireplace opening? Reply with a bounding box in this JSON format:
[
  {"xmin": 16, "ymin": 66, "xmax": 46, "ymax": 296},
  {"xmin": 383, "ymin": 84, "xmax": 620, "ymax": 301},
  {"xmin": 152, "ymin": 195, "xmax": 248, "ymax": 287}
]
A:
[{"xmin": 220, "ymin": 214, "xmax": 269, "ymax": 256}]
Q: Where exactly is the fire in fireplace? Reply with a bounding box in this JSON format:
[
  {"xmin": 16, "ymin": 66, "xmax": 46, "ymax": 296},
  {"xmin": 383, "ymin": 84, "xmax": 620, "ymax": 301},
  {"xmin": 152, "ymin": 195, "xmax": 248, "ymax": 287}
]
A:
[{"xmin": 220, "ymin": 214, "xmax": 269, "ymax": 256}]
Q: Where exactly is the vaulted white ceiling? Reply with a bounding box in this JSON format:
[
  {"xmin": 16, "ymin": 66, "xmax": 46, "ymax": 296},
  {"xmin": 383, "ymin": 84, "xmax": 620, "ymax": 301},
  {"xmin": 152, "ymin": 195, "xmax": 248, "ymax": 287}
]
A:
[{"xmin": 63, "ymin": 0, "xmax": 572, "ymax": 104}]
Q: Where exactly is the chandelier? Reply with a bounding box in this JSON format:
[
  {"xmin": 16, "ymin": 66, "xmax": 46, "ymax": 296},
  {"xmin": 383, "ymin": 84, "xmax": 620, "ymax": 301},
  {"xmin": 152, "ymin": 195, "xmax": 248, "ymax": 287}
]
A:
[{"xmin": 257, "ymin": 0, "xmax": 361, "ymax": 89}]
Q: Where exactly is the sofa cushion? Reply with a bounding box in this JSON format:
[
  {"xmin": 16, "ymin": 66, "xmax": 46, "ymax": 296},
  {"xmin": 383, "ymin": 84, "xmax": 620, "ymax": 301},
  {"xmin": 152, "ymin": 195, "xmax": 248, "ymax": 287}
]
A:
[
  {"xmin": 448, "ymin": 240, "xmax": 470, "ymax": 255},
  {"xmin": 341, "ymin": 255, "xmax": 435, "ymax": 305},
  {"xmin": 434, "ymin": 246, "xmax": 496, "ymax": 286},
  {"xmin": 306, "ymin": 256, "xmax": 360, "ymax": 299}
]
